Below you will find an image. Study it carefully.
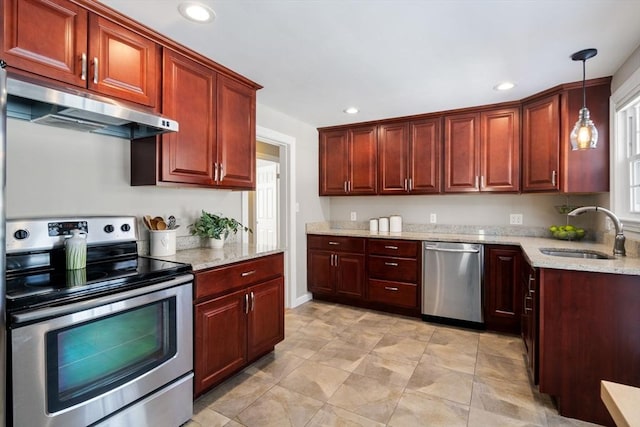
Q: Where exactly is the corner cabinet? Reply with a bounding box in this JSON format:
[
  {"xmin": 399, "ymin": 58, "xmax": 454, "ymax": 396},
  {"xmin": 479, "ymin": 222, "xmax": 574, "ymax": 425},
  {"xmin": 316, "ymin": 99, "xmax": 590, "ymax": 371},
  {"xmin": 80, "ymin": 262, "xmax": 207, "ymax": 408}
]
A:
[
  {"xmin": 378, "ymin": 118, "xmax": 442, "ymax": 194},
  {"xmin": 319, "ymin": 126, "xmax": 377, "ymax": 195},
  {"xmin": 194, "ymin": 253, "xmax": 284, "ymax": 396},
  {"xmin": 133, "ymin": 49, "xmax": 257, "ymax": 189},
  {"xmin": 2, "ymin": 0, "xmax": 160, "ymax": 108}
]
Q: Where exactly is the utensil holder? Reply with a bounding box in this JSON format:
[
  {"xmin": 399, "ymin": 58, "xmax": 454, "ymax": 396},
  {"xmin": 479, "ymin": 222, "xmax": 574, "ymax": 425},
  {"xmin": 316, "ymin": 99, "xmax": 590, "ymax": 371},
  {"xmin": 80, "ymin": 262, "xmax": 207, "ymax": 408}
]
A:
[{"xmin": 150, "ymin": 229, "xmax": 177, "ymax": 256}]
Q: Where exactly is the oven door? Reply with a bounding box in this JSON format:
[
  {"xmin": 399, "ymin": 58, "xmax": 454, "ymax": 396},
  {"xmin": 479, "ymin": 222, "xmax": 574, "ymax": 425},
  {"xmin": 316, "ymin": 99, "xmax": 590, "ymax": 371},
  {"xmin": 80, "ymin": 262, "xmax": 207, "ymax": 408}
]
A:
[{"xmin": 10, "ymin": 274, "xmax": 193, "ymax": 427}]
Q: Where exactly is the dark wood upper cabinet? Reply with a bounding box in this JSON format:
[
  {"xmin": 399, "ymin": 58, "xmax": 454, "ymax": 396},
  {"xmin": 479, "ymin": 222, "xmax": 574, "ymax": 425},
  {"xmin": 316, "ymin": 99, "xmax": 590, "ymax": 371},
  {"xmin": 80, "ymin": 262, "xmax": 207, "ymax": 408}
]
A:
[
  {"xmin": 2, "ymin": 0, "xmax": 159, "ymax": 108},
  {"xmin": 319, "ymin": 126, "xmax": 377, "ymax": 195},
  {"xmin": 481, "ymin": 108, "xmax": 520, "ymax": 192},
  {"xmin": 444, "ymin": 112, "xmax": 480, "ymax": 192},
  {"xmin": 522, "ymin": 95, "xmax": 560, "ymax": 192},
  {"xmin": 378, "ymin": 118, "xmax": 441, "ymax": 194}
]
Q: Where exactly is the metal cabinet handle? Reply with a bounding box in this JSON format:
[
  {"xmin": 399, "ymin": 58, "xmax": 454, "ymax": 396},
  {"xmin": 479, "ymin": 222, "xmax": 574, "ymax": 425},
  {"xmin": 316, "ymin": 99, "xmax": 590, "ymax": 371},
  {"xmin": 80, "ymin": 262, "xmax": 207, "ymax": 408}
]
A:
[
  {"xmin": 425, "ymin": 246, "xmax": 480, "ymax": 254},
  {"xmin": 404, "ymin": 178, "xmax": 408, "ymax": 191},
  {"xmin": 409, "ymin": 178, "xmax": 413, "ymax": 191},
  {"xmin": 552, "ymin": 170, "xmax": 557, "ymax": 186},
  {"xmin": 384, "ymin": 245, "xmax": 398, "ymax": 250},
  {"xmin": 330, "ymin": 254, "xmax": 335, "ymax": 267},
  {"xmin": 250, "ymin": 291, "xmax": 255, "ymax": 312},
  {"xmin": 384, "ymin": 286, "xmax": 399, "ymax": 291},
  {"xmin": 384, "ymin": 262, "xmax": 398, "ymax": 266},
  {"xmin": 524, "ymin": 295, "xmax": 533, "ymax": 313},
  {"xmin": 241, "ymin": 270, "xmax": 256, "ymax": 277},
  {"xmin": 81, "ymin": 53, "xmax": 87, "ymax": 80},
  {"xmin": 475, "ymin": 175, "xmax": 479, "ymax": 189},
  {"xmin": 245, "ymin": 293, "xmax": 249, "ymax": 314},
  {"xmin": 348, "ymin": 181, "xmax": 352, "ymax": 192},
  {"xmin": 334, "ymin": 254, "xmax": 339, "ymax": 267},
  {"xmin": 328, "ymin": 241, "xmax": 340, "ymax": 245},
  {"xmin": 481, "ymin": 175, "xmax": 485, "ymax": 188},
  {"xmin": 219, "ymin": 164, "xmax": 225, "ymax": 181},
  {"xmin": 93, "ymin": 57, "xmax": 99, "ymax": 84},
  {"xmin": 344, "ymin": 181, "xmax": 348, "ymax": 193},
  {"xmin": 528, "ymin": 274, "xmax": 536, "ymax": 293}
]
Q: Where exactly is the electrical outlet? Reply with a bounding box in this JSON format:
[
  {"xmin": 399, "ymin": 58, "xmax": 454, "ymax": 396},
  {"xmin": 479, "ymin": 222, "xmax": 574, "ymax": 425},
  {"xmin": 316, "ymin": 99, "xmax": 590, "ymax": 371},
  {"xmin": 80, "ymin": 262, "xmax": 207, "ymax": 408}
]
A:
[
  {"xmin": 510, "ymin": 214, "xmax": 523, "ymax": 225},
  {"xmin": 350, "ymin": 211, "xmax": 357, "ymax": 221},
  {"xmin": 430, "ymin": 213, "xmax": 437, "ymax": 224}
]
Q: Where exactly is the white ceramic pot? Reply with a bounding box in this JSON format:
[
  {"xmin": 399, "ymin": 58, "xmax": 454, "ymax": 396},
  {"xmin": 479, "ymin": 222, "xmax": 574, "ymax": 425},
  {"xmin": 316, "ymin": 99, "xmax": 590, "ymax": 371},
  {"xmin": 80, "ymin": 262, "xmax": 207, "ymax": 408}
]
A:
[{"xmin": 205, "ymin": 236, "xmax": 225, "ymax": 249}]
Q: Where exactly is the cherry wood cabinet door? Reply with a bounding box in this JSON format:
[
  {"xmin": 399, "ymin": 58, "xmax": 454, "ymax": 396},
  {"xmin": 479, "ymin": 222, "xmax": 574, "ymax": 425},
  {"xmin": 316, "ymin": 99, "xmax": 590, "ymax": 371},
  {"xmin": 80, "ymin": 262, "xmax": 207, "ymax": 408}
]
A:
[
  {"xmin": 349, "ymin": 126, "xmax": 378, "ymax": 195},
  {"xmin": 444, "ymin": 113, "xmax": 480, "ymax": 192},
  {"xmin": 484, "ymin": 245, "xmax": 521, "ymax": 334},
  {"xmin": 247, "ymin": 277, "xmax": 284, "ymax": 360},
  {"xmin": 480, "ymin": 108, "xmax": 520, "ymax": 192},
  {"xmin": 319, "ymin": 130, "xmax": 349, "ymax": 195},
  {"xmin": 217, "ymin": 75, "xmax": 256, "ymax": 189},
  {"xmin": 194, "ymin": 289, "xmax": 247, "ymax": 396},
  {"xmin": 161, "ymin": 50, "xmax": 216, "ymax": 185},
  {"xmin": 522, "ymin": 95, "xmax": 560, "ymax": 192},
  {"xmin": 307, "ymin": 250, "xmax": 335, "ymax": 295},
  {"xmin": 88, "ymin": 15, "xmax": 159, "ymax": 107},
  {"xmin": 2, "ymin": 0, "xmax": 88, "ymax": 86},
  {"xmin": 410, "ymin": 118, "xmax": 442, "ymax": 194},
  {"xmin": 335, "ymin": 253, "xmax": 365, "ymax": 298},
  {"xmin": 378, "ymin": 122, "xmax": 410, "ymax": 194}
]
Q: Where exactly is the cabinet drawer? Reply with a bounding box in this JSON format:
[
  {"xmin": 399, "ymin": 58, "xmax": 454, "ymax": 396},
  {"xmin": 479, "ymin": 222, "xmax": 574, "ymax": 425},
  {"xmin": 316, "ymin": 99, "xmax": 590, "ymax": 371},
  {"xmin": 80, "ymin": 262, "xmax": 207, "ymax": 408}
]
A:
[
  {"xmin": 195, "ymin": 253, "xmax": 284, "ymax": 300},
  {"xmin": 368, "ymin": 279, "xmax": 417, "ymax": 308},
  {"xmin": 308, "ymin": 235, "xmax": 365, "ymax": 253},
  {"xmin": 368, "ymin": 239, "xmax": 418, "ymax": 257},
  {"xmin": 368, "ymin": 255, "xmax": 417, "ymax": 282}
]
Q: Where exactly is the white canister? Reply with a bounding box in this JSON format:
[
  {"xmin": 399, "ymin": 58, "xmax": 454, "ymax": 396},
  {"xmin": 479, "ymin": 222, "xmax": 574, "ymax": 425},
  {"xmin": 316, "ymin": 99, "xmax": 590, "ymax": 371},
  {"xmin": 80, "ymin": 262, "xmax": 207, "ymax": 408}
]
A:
[
  {"xmin": 389, "ymin": 215, "xmax": 402, "ymax": 233},
  {"xmin": 369, "ymin": 218, "xmax": 379, "ymax": 232},
  {"xmin": 150, "ymin": 229, "xmax": 177, "ymax": 256},
  {"xmin": 378, "ymin": 217, "xmax": 389, "ymax": 232}
]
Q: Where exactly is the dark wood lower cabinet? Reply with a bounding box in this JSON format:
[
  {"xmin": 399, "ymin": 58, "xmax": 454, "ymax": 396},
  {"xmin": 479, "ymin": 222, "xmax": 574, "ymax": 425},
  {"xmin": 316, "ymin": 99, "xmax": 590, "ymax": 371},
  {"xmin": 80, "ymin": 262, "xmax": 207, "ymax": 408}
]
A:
[
  {"xmin": 484, "ymin": 245, "xmax": 521, "ymax": 333},
  {"xmin": 539, "ymin": 268, "xmax": 640, "ymax": 426},
  {"xmin": 194, "ymin": 253, "xmax": 284, "ymax": 397}
]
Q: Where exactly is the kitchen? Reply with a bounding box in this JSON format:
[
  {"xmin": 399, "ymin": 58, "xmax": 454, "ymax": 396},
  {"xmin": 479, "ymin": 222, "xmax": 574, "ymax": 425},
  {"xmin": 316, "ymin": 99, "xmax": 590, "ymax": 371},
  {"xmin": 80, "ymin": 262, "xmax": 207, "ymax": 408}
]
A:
[{"xmin": 2, "ymin": 0, "xmax": 640, "ymax": 426}]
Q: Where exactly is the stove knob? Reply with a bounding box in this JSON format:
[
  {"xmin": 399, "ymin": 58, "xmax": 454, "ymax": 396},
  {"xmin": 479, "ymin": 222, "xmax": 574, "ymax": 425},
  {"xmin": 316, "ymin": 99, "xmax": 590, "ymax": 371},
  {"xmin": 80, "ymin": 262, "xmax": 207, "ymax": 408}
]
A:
[
  {"xmin": 14, "ymin": 229, "xmax": 29, "ymax": 240},
  {"xmin": 121, "ymin": 223, "xmax": 131, "ymax": 232},
  {"xmin": 104, "ymin": 224, "xmax": 115, "ymax": 233}
]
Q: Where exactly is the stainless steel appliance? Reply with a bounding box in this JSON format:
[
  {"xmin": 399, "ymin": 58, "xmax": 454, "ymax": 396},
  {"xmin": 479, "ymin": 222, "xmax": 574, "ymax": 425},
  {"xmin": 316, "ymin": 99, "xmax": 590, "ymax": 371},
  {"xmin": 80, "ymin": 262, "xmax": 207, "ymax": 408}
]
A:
[
  {"xmin": 422, "ymin": 241, "xmax": 483, "ymax": 327},
  {"xmin": 5, "ymin": 217, "xmax": 193, "ymax": 427},
  {"xmin": 1, "ymin": 60, "xmax": 8, "ymax": 427}
]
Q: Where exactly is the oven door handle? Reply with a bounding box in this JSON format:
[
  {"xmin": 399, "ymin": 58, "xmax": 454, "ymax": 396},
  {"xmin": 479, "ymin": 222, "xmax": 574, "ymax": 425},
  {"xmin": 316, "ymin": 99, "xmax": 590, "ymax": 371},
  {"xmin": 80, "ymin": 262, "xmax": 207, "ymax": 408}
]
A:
[{"xmin": 11, "ymin": 273, "xmax": 194, "ymax": 325}]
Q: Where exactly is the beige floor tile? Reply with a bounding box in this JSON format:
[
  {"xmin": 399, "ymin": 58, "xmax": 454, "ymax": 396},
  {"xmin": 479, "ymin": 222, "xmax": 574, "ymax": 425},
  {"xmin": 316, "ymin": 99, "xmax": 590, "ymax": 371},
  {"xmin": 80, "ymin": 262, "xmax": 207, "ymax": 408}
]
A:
[
  {"xmin": 278, "ymin": 360, "xmax": 350, "ymax": 401},
  {"xmin": 242, "ymin": 349, "xmax": 306, "ymax": 382},
  {"xmin": 479, "ymin": 332, "xmax": 527, "ymax": 361},
  {"xmin": 468, "ymin": 406, "xmax": 544, "ymax": 427},
  {"xmin": 470, "ymin": 375, "xmax": 546, "ymax": 425},
  {"xmin": 386, "ymin": 317, "xmax": 437, "ymax": 341},
  {"xmin": 188, "ymin": 407, "xmax": 231, "ymax": 427},
  {"xmin": 352, "ymin": 353, "xmax": 417, "ymax": 387},
  {"xmin": 406, "ymin": 362, "xmax": 474, "ymax": 405},
  {"xmin": 422, "ymin": 342, "xmax": 478, "ymax": 375},
  {"xmin": 223, "ymin": 420, "xmax": 247, "ymax": 427},
  {"xmin": 475, "ymin": 351, "xmax": 530, "ymax": 383},
  {"xmin": 201, "ymin": 372, "xmax": 275, "ymax": 419},
  {"xmin": 275, "ymin": 333, "xmax": 330, "ymax": 359},
  {"xmin": 387, "ymin": 389, "xmax": 469, "ymax": 427},
  {"xmin": 351, "ymin": 317, "xmax": 395, "ymax": 335},
  {"xmin": 296, "ymin": 318, "xmax": 348, "ymax": 341},
  {"xmin": 334, "ymin": 327, "xmax": 384, "ymax": 351},
  {"xmin": 309, "ymin": 339, "xmax": 369, "ymax": 372},
  {"xmin": 305, "ymin": 404, "xmax": 385, "ymax": 427},
  {"xmin": 371, "ymin": 334, "xmax": 428, "ymax": 363},
  {"xmin": 430, "ymin": 326, "xmax": 480, "ymax": 352},
  {"xmin": 284, "ymin": 313, "xmax": 314, "ymax": 334},
  {"xmin": 327, "ymin": 373, "xmax": 404, "ymax": 424},
  {"xmin": 235, "ymin": 385, "xmax": 323, "ymax": 427}
]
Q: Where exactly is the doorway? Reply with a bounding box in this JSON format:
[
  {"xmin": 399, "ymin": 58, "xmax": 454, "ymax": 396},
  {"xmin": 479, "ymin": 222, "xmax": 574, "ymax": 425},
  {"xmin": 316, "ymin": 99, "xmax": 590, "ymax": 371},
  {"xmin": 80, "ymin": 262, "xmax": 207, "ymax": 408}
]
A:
[{"xmin": 249, "ymin": 142, "xmax": 280, "ymax": 247}]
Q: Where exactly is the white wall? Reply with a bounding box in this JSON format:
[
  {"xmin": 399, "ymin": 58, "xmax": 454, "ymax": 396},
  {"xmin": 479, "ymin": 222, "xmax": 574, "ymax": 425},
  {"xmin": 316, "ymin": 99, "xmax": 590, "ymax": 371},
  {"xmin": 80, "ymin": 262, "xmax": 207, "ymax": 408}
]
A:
[{"xmin": 7, "ymin": 118, "xmax": 242, "ymax": 235}]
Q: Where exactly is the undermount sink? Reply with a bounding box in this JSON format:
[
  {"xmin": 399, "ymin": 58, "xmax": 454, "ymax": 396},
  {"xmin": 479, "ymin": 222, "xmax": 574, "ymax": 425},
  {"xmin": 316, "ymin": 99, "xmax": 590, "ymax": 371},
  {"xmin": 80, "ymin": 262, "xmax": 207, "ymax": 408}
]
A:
[{"xmin": 539, "ymin": 248, "xmax": 615, "ymax": 260}]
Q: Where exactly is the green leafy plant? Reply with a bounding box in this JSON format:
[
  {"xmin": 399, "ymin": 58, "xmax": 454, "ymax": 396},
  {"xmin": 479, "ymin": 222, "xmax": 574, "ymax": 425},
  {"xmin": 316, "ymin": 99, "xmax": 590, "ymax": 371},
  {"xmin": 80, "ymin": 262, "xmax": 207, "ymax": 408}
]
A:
[{"xmin": 189, "ymin": 210, "xmax": 252, "ymax": 240}]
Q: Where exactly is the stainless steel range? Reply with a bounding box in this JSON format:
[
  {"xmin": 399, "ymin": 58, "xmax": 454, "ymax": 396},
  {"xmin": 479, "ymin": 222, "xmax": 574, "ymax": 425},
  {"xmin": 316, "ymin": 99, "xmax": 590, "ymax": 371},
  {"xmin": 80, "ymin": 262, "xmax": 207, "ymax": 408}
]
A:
[{"xmin": 5, "ymin": 217, "xmax": 193, "ymax": 427}]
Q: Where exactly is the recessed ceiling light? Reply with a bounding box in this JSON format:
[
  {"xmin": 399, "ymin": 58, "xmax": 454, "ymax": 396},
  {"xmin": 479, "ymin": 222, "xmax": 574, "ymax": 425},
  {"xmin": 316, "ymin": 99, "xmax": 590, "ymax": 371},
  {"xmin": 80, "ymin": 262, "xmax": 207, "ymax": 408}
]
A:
[
  {"xmin": 494, "ymin": 82, "xmax": 516, "ymax": 91},
  {"xmin": 344, "ymin": 107, "xmax": 359, "ymax": 114},
  {"xmin": 178, "ymin": 2, "xmax": 216, "ymax": 23}
]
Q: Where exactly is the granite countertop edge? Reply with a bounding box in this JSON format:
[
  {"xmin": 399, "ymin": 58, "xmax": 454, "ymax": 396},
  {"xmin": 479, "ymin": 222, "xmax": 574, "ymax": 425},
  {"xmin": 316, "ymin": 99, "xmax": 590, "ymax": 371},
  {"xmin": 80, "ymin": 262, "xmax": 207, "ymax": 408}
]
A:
[
  {"xmin": 306, "ymin": 229, "xmax": 640, "ymax": 276},
  {"xmin": 150, "ymin": 243, "xmax": 285, "ymax": 271}
]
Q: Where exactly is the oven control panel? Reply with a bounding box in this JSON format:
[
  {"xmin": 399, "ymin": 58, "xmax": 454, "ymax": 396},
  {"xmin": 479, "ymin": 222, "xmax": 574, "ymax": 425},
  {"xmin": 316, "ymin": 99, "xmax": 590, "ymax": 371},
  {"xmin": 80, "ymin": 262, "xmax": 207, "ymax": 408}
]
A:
[{"xmin": 7, "ymin": 217, "xmax": 137, "ymax": 253}]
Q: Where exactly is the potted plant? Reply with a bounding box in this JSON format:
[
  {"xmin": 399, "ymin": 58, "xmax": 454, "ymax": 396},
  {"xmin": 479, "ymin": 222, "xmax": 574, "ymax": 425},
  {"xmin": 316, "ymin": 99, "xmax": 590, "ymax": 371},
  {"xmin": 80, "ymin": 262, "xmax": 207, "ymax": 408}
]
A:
[{"xmin": 189, "ymin": 210, "xmax": 251, "ymax": 248}]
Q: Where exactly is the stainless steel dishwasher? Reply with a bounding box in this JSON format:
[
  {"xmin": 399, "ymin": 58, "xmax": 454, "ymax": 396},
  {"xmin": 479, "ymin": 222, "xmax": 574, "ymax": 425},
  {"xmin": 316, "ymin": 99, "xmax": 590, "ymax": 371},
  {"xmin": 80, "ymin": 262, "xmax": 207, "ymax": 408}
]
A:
[{"xmin": 422, "ymin": 241, "xmax": 483, "ymax": 327}]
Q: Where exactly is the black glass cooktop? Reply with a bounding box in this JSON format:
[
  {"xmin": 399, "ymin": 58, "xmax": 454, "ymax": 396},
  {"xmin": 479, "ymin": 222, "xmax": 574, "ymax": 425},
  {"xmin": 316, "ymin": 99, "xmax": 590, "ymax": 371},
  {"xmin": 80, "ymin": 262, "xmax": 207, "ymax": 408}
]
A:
[{"xmin": 6, "ymin": 249, "xmax": 191, "ymax": 313}]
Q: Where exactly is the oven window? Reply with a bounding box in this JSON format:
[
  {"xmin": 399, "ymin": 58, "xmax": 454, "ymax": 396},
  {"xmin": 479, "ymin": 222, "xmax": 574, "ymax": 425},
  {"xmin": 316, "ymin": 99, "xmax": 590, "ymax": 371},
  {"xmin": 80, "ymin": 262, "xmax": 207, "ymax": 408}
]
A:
[{"xmin": 46, "ymin": 298, "xmax": 177, "ymax": 412}]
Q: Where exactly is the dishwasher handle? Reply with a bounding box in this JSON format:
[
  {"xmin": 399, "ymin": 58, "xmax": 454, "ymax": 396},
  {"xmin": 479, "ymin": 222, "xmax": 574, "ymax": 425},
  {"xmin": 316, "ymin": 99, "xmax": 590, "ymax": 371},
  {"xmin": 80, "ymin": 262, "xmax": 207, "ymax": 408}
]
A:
[{"xmin": 424, "ymin": 246, "xmax": 480, "ymax": 254}]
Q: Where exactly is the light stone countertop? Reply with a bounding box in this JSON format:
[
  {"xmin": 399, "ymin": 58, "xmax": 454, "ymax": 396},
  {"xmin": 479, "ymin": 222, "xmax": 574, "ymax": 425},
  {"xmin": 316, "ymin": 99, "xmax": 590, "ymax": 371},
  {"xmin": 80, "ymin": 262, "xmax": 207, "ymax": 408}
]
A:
[
  {"xmin": 601, "ymin": 381, "xmax": 640, "ymax": 427},
  {"xmin": 306, "ymin": 227, "xmax": 640, "ymax": 276},
  {"xmin": 148, "ymin": 243, "xmax": 284, "ymax": 271}
]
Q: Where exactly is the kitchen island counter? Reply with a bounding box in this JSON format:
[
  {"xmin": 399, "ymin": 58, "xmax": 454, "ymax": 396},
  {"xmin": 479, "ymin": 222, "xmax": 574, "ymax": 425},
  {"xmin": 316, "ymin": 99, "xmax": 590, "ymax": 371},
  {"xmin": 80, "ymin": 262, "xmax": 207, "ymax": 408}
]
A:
[{"xmin": 306, "ymin": 225, "xmax": 640, "ymax": 276}]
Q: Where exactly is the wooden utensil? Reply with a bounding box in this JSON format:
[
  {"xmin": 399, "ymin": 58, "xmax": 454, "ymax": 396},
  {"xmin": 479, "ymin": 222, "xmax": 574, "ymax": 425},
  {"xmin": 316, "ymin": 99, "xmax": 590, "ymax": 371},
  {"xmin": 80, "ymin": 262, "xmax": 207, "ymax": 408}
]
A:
[
  {"xmin": 156, "ymin": 220, "xmax": 167, "ymax": 230},
  {"xmin": 143, "ymin": 215, "xmax": 153, "ymax": 230}
]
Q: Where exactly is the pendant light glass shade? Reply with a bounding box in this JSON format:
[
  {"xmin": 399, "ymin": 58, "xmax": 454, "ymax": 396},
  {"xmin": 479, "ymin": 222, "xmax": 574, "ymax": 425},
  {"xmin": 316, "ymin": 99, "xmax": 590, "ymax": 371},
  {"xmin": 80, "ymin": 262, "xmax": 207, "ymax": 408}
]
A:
[{"xmin": 570, "ymin": 48, "xmax": 598, "ymax": 151}]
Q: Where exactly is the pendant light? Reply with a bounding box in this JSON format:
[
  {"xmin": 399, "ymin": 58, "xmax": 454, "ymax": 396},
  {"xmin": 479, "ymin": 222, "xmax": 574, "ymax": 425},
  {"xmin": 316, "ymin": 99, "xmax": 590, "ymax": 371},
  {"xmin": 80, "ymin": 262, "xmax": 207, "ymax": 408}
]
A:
[{"xmin": 569, "ymin": 48, "xmax": 598, "ymax": 150}]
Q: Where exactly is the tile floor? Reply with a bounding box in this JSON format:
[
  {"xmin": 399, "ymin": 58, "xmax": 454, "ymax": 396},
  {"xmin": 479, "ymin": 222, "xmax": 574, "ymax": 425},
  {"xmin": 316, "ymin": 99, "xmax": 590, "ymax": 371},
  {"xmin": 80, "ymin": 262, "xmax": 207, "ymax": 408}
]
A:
[{"xmin": 187, "ymin": 300, "xmax": 602, "ymax": 427}]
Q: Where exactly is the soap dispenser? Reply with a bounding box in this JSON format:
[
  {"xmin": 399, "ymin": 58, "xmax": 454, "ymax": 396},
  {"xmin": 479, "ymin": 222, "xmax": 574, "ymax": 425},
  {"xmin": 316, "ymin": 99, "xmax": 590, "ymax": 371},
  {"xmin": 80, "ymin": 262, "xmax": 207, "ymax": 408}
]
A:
[{"xmin": 65, "ymin": 229, "xmax": 87, "ymax": 270}]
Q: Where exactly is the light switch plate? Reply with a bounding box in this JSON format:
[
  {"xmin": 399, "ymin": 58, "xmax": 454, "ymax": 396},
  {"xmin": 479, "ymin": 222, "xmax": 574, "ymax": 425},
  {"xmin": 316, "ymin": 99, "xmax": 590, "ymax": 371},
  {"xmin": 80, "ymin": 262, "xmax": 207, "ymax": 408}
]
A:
[
  {"xmin": 350, "ymin": 211, "xmax": 357, "ymax": 221},
  {"xmin": 430, "ymin": 213, "xmax": 437, "ymax": 224},
  {"xmin": 510, "ymin": 214, "xmax": 523, "ymax": 225}
]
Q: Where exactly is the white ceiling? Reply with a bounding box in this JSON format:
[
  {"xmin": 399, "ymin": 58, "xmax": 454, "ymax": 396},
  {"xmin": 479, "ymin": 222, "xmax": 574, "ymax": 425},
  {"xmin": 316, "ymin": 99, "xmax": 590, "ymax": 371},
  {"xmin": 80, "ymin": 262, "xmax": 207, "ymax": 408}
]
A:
[{"xmin": 102, "ymin": 0, "xmax": 640, "ymax": 128}]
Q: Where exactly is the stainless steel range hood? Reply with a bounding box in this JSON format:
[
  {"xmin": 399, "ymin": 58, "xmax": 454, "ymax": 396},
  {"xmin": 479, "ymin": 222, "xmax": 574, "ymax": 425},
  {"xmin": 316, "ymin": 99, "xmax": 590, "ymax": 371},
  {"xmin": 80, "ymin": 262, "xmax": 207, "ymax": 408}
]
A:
[{"xmin": 6, "ymin": 77, "xmax": 178, "ymax": 139}]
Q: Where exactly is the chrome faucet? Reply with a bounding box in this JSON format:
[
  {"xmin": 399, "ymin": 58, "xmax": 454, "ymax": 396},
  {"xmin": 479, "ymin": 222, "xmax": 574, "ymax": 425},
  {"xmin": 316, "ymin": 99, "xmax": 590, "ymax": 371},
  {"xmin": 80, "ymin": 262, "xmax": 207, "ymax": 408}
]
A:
[{"xmin": 567, "ymin": 206, "xmax": 626, "ymax": 256}]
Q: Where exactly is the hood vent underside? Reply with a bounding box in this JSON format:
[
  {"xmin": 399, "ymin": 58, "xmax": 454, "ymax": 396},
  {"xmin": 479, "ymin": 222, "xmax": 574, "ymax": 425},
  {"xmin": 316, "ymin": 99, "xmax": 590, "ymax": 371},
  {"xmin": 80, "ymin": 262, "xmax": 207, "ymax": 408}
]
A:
[{"xmin": 7, "ymin": 77, "xmax": 178, "ymax": 139}]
